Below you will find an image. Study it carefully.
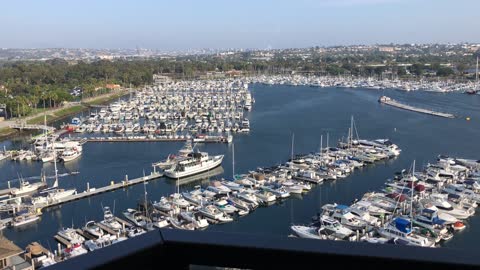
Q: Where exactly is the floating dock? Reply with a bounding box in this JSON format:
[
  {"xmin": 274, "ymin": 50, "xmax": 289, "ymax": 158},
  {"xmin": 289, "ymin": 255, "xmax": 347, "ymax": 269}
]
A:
[
  {"xmin": 85, "ymin": 135, "xmax": 232, "ymax": 144},
  {"xmin": 35, "ymin": 172, "xmax": 163, "ymax": 210},
  {"xmin": 378, "ymin": 96, "xmax": 455, "ymax": 119}
]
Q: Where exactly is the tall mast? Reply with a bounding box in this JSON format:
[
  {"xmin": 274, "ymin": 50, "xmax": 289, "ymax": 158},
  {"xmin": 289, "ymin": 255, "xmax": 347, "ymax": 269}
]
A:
[
  {"xmin": 411, "ymin": 160, "xmax": 415, "ymax": 232},
  {"xmin": 320, "ymin": 135, "xmax": 323, "ymax": 154},
  {"xmin": 52, "ymin": 146, "xmax": 58, "ymax": 188},
  {"xmin": 291, "ymin": 133, "xmax": 295, "ymax": 161},
  {"xmin": 232, "ymin": 142, "xmax": 235, "ymax": 180}
]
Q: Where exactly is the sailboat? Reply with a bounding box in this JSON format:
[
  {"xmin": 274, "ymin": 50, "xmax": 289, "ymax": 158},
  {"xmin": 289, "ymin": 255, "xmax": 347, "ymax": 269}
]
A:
[{"xmin": 32, "ymin": 148, "xmax": 77, "ymax": 205}]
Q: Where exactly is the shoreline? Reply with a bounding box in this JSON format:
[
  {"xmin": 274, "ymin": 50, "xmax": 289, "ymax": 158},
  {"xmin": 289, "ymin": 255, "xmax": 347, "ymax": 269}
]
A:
[{"xmin": 0, "ymin": 89, "xmax": 131, "ymax": 142}]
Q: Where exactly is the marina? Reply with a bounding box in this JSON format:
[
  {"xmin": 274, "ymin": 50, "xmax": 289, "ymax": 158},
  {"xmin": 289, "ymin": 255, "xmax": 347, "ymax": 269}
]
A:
[
  {"xmin": 378, "ymin": 96, "xmax": 456, "ymax": 119},
  {"xmin": 1, "ymin": 83, "xmax": 480, "ymax": 264}
]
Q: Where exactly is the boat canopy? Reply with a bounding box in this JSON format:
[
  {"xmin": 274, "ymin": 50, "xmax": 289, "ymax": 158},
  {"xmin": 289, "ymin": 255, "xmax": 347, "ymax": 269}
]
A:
[{"xmin": 395, "ymin": 218, "xmax": 411, "ymax": 233}]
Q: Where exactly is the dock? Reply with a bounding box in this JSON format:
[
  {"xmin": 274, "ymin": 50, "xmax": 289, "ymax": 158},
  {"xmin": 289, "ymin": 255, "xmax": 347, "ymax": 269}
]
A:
[
  {"xmin": 85, "ymin": 135, "xmax": 232, "ymax": 144},
  {"xmin": 86, "ymin": 137, "xmax": 188, "ymax": 143},
  {"xmin": 54, "ymin": 235, "xmax": 72, "ymax": 248},
  {"xmin": 379, "ymin": 96, "xmax": 455, "ymax": 118},
  {"xmin": 35, "ymin": 172, "xmax": 164, "ymax": 210}
]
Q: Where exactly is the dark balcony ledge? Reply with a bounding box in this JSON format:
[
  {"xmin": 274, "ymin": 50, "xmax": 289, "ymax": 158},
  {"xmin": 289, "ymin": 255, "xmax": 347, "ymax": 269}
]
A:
[{"xmin": 46, "ymin": 229, "xmax": 480, "ymax": 270}]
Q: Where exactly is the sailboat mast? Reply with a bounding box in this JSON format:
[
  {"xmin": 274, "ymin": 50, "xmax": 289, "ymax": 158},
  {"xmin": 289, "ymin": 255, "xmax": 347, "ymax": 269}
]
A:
[
  {"xmin": 411, "ymin": 160, "xmax": 415, "ymax": 231},
  {"xmin": 53, "ymin": 146, "xmax": 58, "ymax": 188},
  {"xmin": 320, "ymin": 135, "xmax": 323, "ymax": 153},
  {"xmin": 232, "ymin": 142, "xmax": 235, "ymax": 179},
  {"xmin": 291, "ymin": 133, "xmax": 295, "ymax": 161}
]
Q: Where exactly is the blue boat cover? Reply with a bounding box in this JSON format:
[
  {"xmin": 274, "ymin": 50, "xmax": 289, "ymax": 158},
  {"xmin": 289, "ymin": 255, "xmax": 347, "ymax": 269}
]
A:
[{"xmin": 395, "ymin": 218, "xmax": 411, "ymax": 233}]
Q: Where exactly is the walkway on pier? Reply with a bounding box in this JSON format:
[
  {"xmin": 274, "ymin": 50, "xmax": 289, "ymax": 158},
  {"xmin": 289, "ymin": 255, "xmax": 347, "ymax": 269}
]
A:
[{"xmin": 35, "ymin": 172, "xmax": 164, "ymax": 211}]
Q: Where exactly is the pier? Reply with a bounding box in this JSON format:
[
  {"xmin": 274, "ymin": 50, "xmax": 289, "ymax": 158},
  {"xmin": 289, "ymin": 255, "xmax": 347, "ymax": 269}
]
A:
[
  {"xmin": 35, "ymin": 172, "xmax": 164, "ymax": 211},
  {"xmin": 9, "ymin": 121, "xmax": 56, "ymax": 132},
  {"xmin": 378, "ymin": 96, "xmax": 455, "ymax": 118},
  {"xmin": 85, "ymin": 135, "xmax": 232, "ymax": 144}
]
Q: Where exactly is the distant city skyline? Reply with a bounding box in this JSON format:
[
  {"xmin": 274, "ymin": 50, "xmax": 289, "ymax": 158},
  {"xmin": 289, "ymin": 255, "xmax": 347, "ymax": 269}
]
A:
[{"xmin": 1, "ymin": 0, "xmax": 479, "ymax": 50}]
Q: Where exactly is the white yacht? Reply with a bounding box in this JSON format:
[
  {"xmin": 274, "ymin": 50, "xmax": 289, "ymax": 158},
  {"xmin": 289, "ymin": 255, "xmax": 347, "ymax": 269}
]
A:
[
  {"xmin": 99, "ymin": 206, "xmax": 123, "ymax": 232},
  {"xmin": 376, "ymin": 218, "xmax": 435, "ymax": 247},
  {"xmin": 11, "ymin": 180, "xmax": 45, "ymax": 196},
  {"xmin": 12, "ymin": 212, "xmax": 40, "ymax": 227},
  {"xmin": 57, "ymin": 227, "xmax": 85, "ymax": 243},
  {"xmin": 83, "ymin": 221, "xmax": 104, "ymax": 238},
  {"xmin": 123, "ymin": 209, "xmax": 148, "ymax": 227},
  {"xmin": 164, "ymin": 151, "xmax": 224, "ymax": 178},
  {"xmin": 60, "ymin": 148, "xmax": 82, "ymax": 162}
]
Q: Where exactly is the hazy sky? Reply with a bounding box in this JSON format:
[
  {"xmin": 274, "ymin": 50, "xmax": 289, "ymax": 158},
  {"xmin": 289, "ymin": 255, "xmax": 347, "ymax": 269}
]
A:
[{"xmin": 1, "ymin": 0, "xmax": 479, "ymax": 49}]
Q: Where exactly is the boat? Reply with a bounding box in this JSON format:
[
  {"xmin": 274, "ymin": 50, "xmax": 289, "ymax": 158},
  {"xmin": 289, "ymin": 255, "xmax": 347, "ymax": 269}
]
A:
[
  {"xmin": 313, "ymin": 216, "xmax": 355, "ymax": 239},
  {"xmin": 83, "ymin": 221, "xmax": 104, "ymax": 238},
  {"xmin": 255, "ymin": 190, "xmax": 277, "ymax": 203},
  {"xmin": 179, "ymin": 211, "xmax": 209, "ymax": 229},
  {"xmin": 290, "ymin": 225, "xmax": 338, "ymax": 240},
  {"xmin": 153, "ymin": 197, "xmax": 177, "ymax": 213},
  {"xmin": 58, "ymin": 227, "xmax": 85, "ymax": 243},
  {"xmin": 11, "ymin": 179, "xmax": 45, "ymax": 196},
  {"xmin": 123, "ymin": 208, "xmax": 148, "ymax": 227},
  {"xmin": 126, "ymin": 227, "xmax": 147, "ymax": 238},
  {"xmin": 376, "ymin": 218, "xmax": 436, "ymax": 247},
  {"xmin": 168, "ymin": 216, "xmax": 196, "ymax": 230},
  {"xmin": 164, "ymin": 151, "xmax": 224, "ymax": 178},
  {"xmin": 12, "ymin": 211, "xmax": 40, "ymax": 227},
  {"xmin": 62, "ymin": 242, "xmax": 88, "ymax": 259},
  {"xmin": 321, "ymin": 204, "xmax": 368, "ymax": 231},
  {"xmin": 214, "ymin": 199, "xmax": 238, "ymax": 214},
  {"xmin": 99, "ymin": 206, "xmax": 123, "ymax": 232},
  {"xmin": 60, "ymin": 148, "xmax": 82, "ymax": 162},
  {"xmin": 198, "ymin": 205, "xmax": 233, "ymax": 223}
]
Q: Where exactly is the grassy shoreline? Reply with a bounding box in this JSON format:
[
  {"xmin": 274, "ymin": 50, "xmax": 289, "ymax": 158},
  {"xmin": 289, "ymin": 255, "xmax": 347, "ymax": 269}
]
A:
[{"xmin": 0, "ymin": 90, "xmax": 129, "ymax": 141}]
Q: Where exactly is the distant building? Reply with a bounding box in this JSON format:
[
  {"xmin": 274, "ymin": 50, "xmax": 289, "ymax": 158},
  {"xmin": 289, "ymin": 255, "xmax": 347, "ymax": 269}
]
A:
[
  {"xmin": 105, "ymin": 84, "xmax": 121, "ymax": 90},
  {"xmin": 153, "ymin": 74, "xmax": 172, "ymax": 84},
  {"xmin": 378, "ymin": 47, "xmax": 395, "ymax": 53},
  {"xmin": 0, "ymin": 236, "xmax": 33, "ymax": 270}
]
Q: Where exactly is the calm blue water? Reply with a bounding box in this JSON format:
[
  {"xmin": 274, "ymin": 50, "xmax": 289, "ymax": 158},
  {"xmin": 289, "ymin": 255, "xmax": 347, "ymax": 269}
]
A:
[{"xmin": 2, "ymin": 84, "xmax": 480, "ymax": 252}]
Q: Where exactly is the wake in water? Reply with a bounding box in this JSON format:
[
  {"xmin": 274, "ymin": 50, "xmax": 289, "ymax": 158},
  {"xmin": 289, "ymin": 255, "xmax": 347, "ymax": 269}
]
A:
[{"xmin": 7, "ymin": 171, "xmax": 80, "ymax": 182}]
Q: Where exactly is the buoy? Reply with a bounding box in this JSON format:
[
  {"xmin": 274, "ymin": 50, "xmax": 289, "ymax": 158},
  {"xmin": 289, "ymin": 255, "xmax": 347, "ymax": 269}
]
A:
[{"xmin": 466, "ymin": 117, "xmax": 471, "ymax": 121}]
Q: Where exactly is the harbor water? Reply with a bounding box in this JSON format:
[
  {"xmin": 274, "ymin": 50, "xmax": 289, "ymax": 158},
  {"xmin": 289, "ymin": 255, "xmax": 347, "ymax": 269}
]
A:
[{"xmin": 1, "ymin": 84, "xmax": 480, "ymax": 251}]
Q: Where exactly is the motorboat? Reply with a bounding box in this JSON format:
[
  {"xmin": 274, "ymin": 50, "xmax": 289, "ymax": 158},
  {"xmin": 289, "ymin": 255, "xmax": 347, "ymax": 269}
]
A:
[
  {"xmin": 198, "ymin": 205, "xmax": 233, "ymax": 223},
  {"xmin": 321, "ymin": 204, "xmax": 368, "ymax": 231},
  {"xmin": 60, "ymin": 148, "xmax": 82, "ymax": 162},
  {"xmin": 376, "ymin": 218, "xmax": 435, "ymax": 247},
  {"xmin": 214, "ymin": 199, "xmax": 238, "ymax": 214},
  {"xmin": 179, "ymin": 211, "xmax": 209, "ymax": 229},
  {"xmin": 255, "ymin": 190, "xmax": 276, "ymax": 203},
  {"xmin": 58, "ymin": 227, "xmax": 85, "ymax": 243},
  {"xmin": 11, "ymin": 211, "xmax": 40, "ymax": 227},
  {"xmin": 127, "ymin": 227, "xmax": 147, "ymax": 238},
  {"xmin": 11, "ymin": 180, "xmax": 45, "ymax": 196},
  {"xmin": 83, "ymin": 221, "xmax": 104, "ymax": 238},
  {"xmin": 123, "ymin": 208, "xmax": 148, "ymax": 227},
  {"xmin": 164, "ymin": 151, "xmax": 224, "ymax": 178},
  {"xmin": 99, "ymin": 206, "xmax": 123, "ymax": 233}
]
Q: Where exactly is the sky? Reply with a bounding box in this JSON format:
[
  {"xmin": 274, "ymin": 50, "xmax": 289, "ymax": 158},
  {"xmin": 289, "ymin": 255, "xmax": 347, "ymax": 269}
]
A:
[{"xmin": 1, "ymin": 0, "xmax": 479, "ymax": 50}]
